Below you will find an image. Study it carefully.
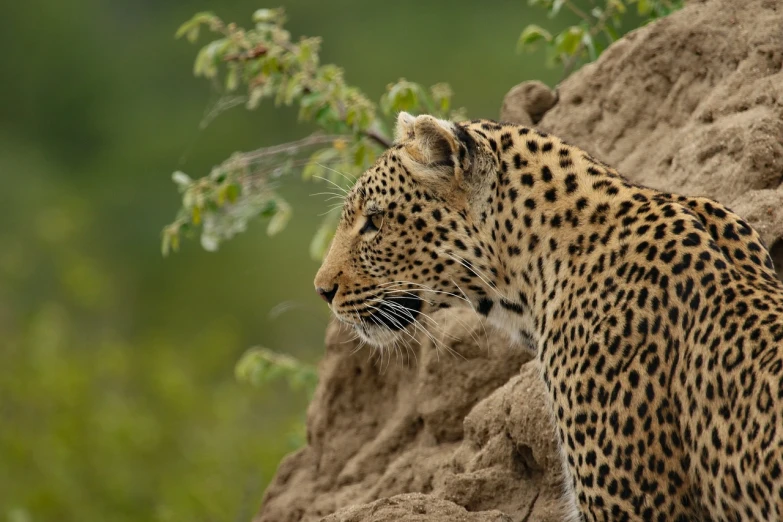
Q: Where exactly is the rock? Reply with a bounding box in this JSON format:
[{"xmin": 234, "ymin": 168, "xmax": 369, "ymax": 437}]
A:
[
  {"xmin": 730, "ymin": 186, "xmax": 783, "ymax": 269},
  {"xmin": 500, "ymin": 81, "xmax": 558, "ymax": 125},
  {"xmin": 257, "ymin": 310, "xmax": 542, "ymax": 521},
  {"xmin": 437, "ymin": 362, "xmax": 572, "ymax": 521},
  {"xmin": 322, "ymin": 493, "xmax": 513, "ymax": 522}
]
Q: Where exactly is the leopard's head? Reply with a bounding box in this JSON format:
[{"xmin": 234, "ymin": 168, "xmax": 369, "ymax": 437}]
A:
[{"xmin": 314, "ymin": 113, "xmax": 498, "ymax": 347}]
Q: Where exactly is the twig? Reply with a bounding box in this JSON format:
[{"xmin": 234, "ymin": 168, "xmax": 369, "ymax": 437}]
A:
[
  {"xmin": 334, "ymin": 99, "xmax": 392, "ymax": 149},
  {"xmin": 223, "ymin": 44, "xmax": 268, "ymax": 62},
  {"xmin": 238, "ymin": 131, "xmax": 390, "ymax": 166},
  {"xmin": 212, "ymin": 19, "xmax": 393, "ymax": 150},
  {"xmin": 245, "ymin": 158, "xmax": 327, "ymax": 183},
  {"xmin": 363, "ymin": 128, "xmax": 392, "ymax": 149},
  {"xmin": 520, "ymin": 490, "xmax": 541, "ymax": 522},
  {"xmin": 240, "ymin": 133, "xmax": 346, "ymax": 161},
  {"xmin": 563, "ymin": 0, "xmax": 592, "ymax": 22},
  {"xmin": 559, "ymin": 2, "xmax": 618, "ymax": 82}
]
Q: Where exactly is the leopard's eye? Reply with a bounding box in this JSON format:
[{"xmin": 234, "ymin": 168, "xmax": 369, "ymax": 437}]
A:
[{"xmin": 360, "ymin": 213, "xmax": 383, "ymax": 234}]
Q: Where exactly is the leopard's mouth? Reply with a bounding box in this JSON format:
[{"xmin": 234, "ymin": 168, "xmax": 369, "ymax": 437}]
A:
[
  {"xmin": 364, "ymin": 294, "xmax": 422, "ymax": 331},
  {"xmin": 332, "ymin": 294, "xmax": 424, "ymax": 348}
]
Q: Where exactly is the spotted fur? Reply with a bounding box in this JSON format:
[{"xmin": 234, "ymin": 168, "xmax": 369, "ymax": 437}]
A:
[{"xmin": 314, "ymin": 113, "xmax": 783, "ymax": 521}]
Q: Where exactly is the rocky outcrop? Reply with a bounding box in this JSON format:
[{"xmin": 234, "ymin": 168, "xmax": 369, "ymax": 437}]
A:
[{"xmin": 259, "ymin": 311, "xmax": 567, "ymax": 521}]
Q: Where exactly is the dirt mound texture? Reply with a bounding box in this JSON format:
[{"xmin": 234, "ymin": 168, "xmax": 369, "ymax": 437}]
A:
[
  {"xmin": 259, "ymin": 311, "xmax": 568, "ymax": 522},
  {"xmin": 258, "ymin": 0, "xmax": 783, "ymax": 520}
]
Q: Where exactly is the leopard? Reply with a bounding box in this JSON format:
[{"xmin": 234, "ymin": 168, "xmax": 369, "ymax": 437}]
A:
[{"xmin": 314, "ymin": 112, "xmax": 783, "ymax": 522}]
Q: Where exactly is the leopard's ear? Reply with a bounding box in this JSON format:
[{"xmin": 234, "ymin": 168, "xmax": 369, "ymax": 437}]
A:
[
  {"xmin": 394, "ymin": 111, "xmax": 416, "ymax": 143},
  {"xmin": 395, "ymin": 113, "xmax": 465, "ymax": 170},
  {"xmin": 398, "ymin": 114, "xmax": 475, "ymax": 185},
  {"xmin": 411, "ymin": 114, "xmax": 461, "ymax": 167}
]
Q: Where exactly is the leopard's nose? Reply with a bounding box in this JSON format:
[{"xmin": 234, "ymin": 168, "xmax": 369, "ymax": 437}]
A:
[{"xmin": 316, "ymin": 284, "xmax": 338, "ymax": 304}]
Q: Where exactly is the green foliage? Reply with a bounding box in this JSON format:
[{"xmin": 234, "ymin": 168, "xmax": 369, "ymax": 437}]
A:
[
  {"xmin": 164, "ymin": 9, "xmax": 462, "ymax": 260},
  {"xmin": 0, "ymin": 289, "xmax": 304, "ymax": 522},
  {"xmin": 236, "ymin": 347, "xmax": 318, "ymax": 396},
  {"xmin": 167, "ymin": 3, "xmax": 686, "ymax": 261},
  {"xmin": 234, "ymin": 347, "xmax": 317, "ymax": 447},
  {"xmin": 518, "ymin": 0, "xmax": 683, "ymax": 75}
]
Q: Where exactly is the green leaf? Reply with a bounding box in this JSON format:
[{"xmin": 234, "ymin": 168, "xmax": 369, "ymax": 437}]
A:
[
  {"xmin": 608, "ymin": 0, "xmax": 627, "ymax": 14},
  {"xmin": 235, "ymin": 347, "xmax": 270, "ymax": 385},
  {"xmin": 172, "ymin": 171, "xmax": 192, "ymax": 188},
  {"xmin": 283, "ymin": 76, "xmax": 303, "ymax": 105},
  {"xmin": 309, "ymin": 214, "xmax": 338, "ymax": 260},
  {"xmin": 300, "ymin": 92, "xmax": 322, "ymax": 109},
  {"xmin": 261, "ymin": 55, "xmax": 279, "ymax": 76},
  {"xmin": 604, "ymin": 24, "xmax": 620, "ymax": 42},
  {"xmin": 301, "ymin": 161, "xmax": 321, "ymax": 181},
  {"xmin": 345, "ymin": 106, "xmax": 358, "ymax": 126},
  {"xmin": 314, "ymin": 104, "xmax": 336, "ymax": 127},
  {"xmin": 175, "ymin": 12, "xmax": 218, "ymax": 42},
  {"xmin": 637, "ymin": 0, "xmax": 652, "ymax": 14},
  {"xmin": 517, "ymin": 25, "xmax": 553, "ymax": 53},
  {"xmin": 353, "ymin": 142, "xmax": 368, "ymax": 168},
  {"xmin": 303, "ymin": 148, "xmax": 340, "ymax": 180},
  {"xmin": 186, "ymin": 27, "xmax": 199, "ymax": 43},
  {"xmin": 297, "ymin": 38, "xmax": 319, "ymax": 65},
  {"xmin": 235, "ymin": 347, "xmax": 317, "ymax": 393},
  {"xmin": 554, "ymin": 26, "xmax": 585, "ymax": 57},
  {"xmin": 583, "ymin": 31, "xmax": 597, "ymax": 61},
  {"xmin": 247, "ymin": 87, "xmax": 264, "ymax": 110},
  {"xmin": 216, "ymin": 182, "xmax": 240, "ymax": 207},
  {"xmin": 252, "ymin": 8, "xmax": 284, "ymax": 24},
  {"xmin": 225, "ymin": 65, "xmax": 239, "ymax": 91},
  {"xmin": 193, "ymin": 39, "xmax": 228, "ymax": 78},
  {"xmin": 260, "ymin": 199, "xmax": 278, "ymax": 218},
  {"xmin": 225, "ymin": 183, "xmax": 240, "ymax": 203},
  {"xmin": 161, "ymin": 231, "xmax": 172, "ymax": 257},
  {"xmin": 267, "ymin": 200, "xmax": 291, "ymax": 236},
  {"xmin": 430, "ymin": 83, "xmax": 453, "ymax": 116}
]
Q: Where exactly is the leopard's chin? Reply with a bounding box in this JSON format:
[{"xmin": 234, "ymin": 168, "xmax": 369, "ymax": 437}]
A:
[
  {"xmin": 358, "ymin": 293, "xmax": 423, "ymax": 346},
  {"xmin": 354, "ymin": 322, "xmax": 405, "ymax": 348}
]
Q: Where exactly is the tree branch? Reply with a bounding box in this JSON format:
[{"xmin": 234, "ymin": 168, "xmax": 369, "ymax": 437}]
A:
[
  {"xmin": 223, "ymin": 44, "xmax": 268, "ymax": 62},
  {"xmin": 563, "ymin": 0, "xmax": 592, "ymax": 22},
  {"xmin": 240, "ymin": 133, "xmax": 345, "ymax": 162},
  {"xmin": 362, "ymin": 129, "xmax": 392, "ymax": 149},
  {"xmin": 559, "ymin": 2, "xmax": 617, "ymax": 82}
]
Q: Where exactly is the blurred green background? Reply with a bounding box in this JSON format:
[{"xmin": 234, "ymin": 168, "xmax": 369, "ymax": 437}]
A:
[{"xmin": 0, "ymin": 1, "xmax": 575, "ymax": 520}]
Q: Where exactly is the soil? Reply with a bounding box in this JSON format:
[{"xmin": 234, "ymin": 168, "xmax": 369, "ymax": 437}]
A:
[{"xmin": 257, "ymin": 0, "xmax": 783, "ymax": 520}]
